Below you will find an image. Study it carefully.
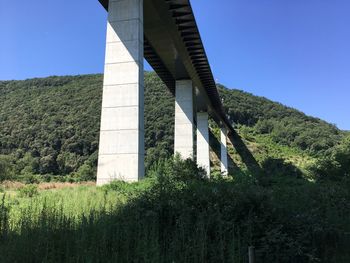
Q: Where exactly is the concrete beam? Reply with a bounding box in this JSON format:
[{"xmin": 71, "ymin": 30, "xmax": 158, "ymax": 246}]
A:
[
  {"xmin": 97, "ymin": 0, "xmax": 144, "ymax": 185},
  {"xmin": 174, "ymin": 80, "xmax": 194, "ymax": 159},
  {"xmin": 98, "ymin": 0, "xmax": 235, "ymax": 148},
  {"xmin": 220, "ymin": 127, "xmax": 228, "ymax": 175},
  {"xmin": 196, "ymin": 112, "xmax": 210, "ymax": 177}
]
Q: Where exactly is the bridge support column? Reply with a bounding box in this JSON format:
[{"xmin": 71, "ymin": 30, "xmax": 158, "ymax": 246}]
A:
[
  {"xmin": 97, "ymin": 0, "xmax": 144, "ymax": 185},
  {"xmin": 196, "ymin": 112, "xmax": 210, "ymax": 177},
  {"xmin": 220, "ymin": 127, "xmax": 228, "ymax": 175},
  {"xmin": 174, "ymin": 80, "xmax": 194, "ymax": 159}
]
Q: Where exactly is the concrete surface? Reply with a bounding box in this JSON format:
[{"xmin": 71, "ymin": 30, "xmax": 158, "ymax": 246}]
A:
[
  {"xmin": 174, "ymin": 80, "xmax": 194, "ymax": 159},
  {"xmin": 97, "ymin": 0, "xmax": 144, "ymax": 185},
  {"xmin": 220, "ymin": 127, "xmax": 228, "ymax": 175},
  {"xmin": 196, "ymin": 112, "xmax": 210, "ymax": 177}
]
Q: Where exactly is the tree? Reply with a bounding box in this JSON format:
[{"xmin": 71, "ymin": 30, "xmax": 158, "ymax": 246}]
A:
[
  {"xmin": 74, "ymin": 163, "xmax": 95, "ymax": 181},
  {"xmin": 310, "ymin": 135, "xmax": 350, "ymax": 180},
  {"xmin": 0, "ymin": 155, "xmax": 14, "ymax": 181}
]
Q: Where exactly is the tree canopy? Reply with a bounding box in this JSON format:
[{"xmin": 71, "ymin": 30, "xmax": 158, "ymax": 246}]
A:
[{"xmin": 0, "ymin": 73, "xmax": 346, "ymax": 178}]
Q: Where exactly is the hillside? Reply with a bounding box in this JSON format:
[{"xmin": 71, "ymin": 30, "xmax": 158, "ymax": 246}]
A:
[
  {"xmin": 1, "ymin": 73, "xmax": 349, "ymax": 262},
  {"xmin": 218, "ymin": 86, "xmax": 344, "ymax": 155},
  {"xmin": 0, "ymin": 73, "xmax": 345, "ymax": 178}
]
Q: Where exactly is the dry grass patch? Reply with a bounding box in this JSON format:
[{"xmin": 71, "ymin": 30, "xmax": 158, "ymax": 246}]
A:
[
  {"xmin": 38, "ymin": 181, "xmax": 95, "ymax": 190},
  {"xmin": 0, "ymin": 181, "xmax": 95, "ymax": 191}
]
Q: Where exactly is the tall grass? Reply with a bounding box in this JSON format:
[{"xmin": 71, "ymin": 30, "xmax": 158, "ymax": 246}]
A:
[{"xmin": 0, "ymin": 158, "xmax": 349, "ymax": 262}]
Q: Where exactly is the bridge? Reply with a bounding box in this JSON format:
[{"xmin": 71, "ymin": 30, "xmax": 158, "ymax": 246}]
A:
[{"xmin": 97, "ymin": 0, "xmax": 234, "ymax": 185}]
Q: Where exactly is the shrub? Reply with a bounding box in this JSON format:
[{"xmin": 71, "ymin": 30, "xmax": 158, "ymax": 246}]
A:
[
  {"xmin": 21, "ymin": 173, "xmax": 41, "ymax": 184},
  {"xmin": 0, "ymin": 155, "xmax": 14, "ymax": 182},
  {"xmin": 148, "ymin": 155, "xmax": 207, "ymax": 183},
  {"xmin": 261, "ymin": 157, "xmax": 302, "ymax": 178},
  {"xmin": 309, "ymin": 135, "xmax": 350, "ymax": 181},
  {"xmin": 18, "ymin": 184, "xmax": 39, "ymax": 198},
  {"xmin": 102, "ymin": 180, "xmax": 138, "ymax": 196},
  {"xmin": 73, "ymin": 163, "xmax": 95, "ymax": 182},
  {"xmin": 0, "ymin": 158, "xmax": 349, "ymax": 262}
]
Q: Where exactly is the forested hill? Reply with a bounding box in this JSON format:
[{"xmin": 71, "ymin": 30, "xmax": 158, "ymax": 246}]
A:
[
  {"xmin": 218, "ymin": 86, "xmax": 343, "ymax": 155},
  {"xmin": 0, "ymin": 73, "xmax": 345, "ymax": 176}
]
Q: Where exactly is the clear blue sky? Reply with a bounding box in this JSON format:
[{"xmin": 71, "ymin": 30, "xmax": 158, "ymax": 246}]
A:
[{"xmin": 0, "ymin": 0, "xmax": 349, "ymax": 130}]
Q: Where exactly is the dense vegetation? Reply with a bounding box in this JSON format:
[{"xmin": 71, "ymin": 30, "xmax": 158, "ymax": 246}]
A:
[
  {"xmin": 0, "ymin": 73, "xmax": 346, "ymax": 179},
  {"xmin": 1, "ymin": 158, "xmax": 349, "ymax": 262},
  {"xmin": 218, "ymin": 85, "xmax": 344, "ymax": 155},
  {"xmin": 0, "ymin": 73, "xmax": 349, "ymax": 262},
  {"xmin": 310, "ymin": 135, "xmax": 350, "ymax": 181},
  {"xmin": 0, "ymin": 75, "xmax": 101, "ymax": 179}
]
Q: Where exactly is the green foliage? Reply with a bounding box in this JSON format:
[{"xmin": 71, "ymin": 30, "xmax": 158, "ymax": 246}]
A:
[
  {"xmin": 1, "ymin": 73, "xmax": 345, "ymax": 178},
  {"xmin": 0, "ymin": 75, "xmax": 102, "ymax": 176},
  {"xmin": 0, "ymin": 195, "xmax": 9, "ymax": 239},
  {"xmin": 144, "ymin": 72, "xmax": 174, "ymax": 169},
  {"xmin": 218, "ymin": 85, "xmax": 343, "ymax": 155},
  {"xmin": 102, "ymin": 178, "xmax": 154, "ymax": 198},
  {"xmin": 0, "ymin": 73, "xmax": 175, "ymax": 176},
  {"xmin": 18, "ymin": 184, "xmax": 39, "ymax": 198},
  {"xmin": 310, "ymin": 135, "xmax": 350, "ymax": 181},
  {"xmin": 0, "ymin": 159, "xmax": 349, "ymax": 262},
  {"xmin": 0, "ymin": 73, "xmax": 348, "ymax": 262},
  {"xmin": 0, "ymin": 155, "xmax": 14, "ymax": 181},
  {"xmin": 73, "ymin": 163, "xmax": 95, "ymax": 182},
  {"xmin": 261, "ymin": 157, "xmax": 302, "ymax": 178},
  {"xmin": 20, "ymin": 173, "xmax": 42, "ymax": 184},
  {"xmin": 149, "ymin": 155, "xmax": 207, "ymax": 182}
]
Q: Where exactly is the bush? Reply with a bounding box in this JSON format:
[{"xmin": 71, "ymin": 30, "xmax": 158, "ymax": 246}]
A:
[
  {"xmin": 261, "ymin": 157, "xmax": 302, "ymax": 178},
  {"xmin": 21, "ymin": 173, "xmax": 42, "ymax": 184},
  {"xmin": 18, "ymin": 185, "xmax": 39, "ymax": 198},
  {"xmin": 310, "ymin": 135, "xmax": 350, "ymax": 181},
  {"xmin": 101, "ymin": 180, "xmax": 151, "ymax": 197},
  {"xmin": 73, "ymin": 163, "xmax": 95, "ymax": 182},
  {"xmin": 0, "ymin": 155, "xmax": 14, "ymax": 182},
  {"xmin": 0, "ymin": 158, "xmax": 349, "ymax": 262},
  {"xmin": 148, "ymin": 155, "xmax": 207, "ymax": 183}
]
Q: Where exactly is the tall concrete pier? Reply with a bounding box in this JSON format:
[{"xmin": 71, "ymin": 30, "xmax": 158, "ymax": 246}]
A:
[
  {"xmin": 174, "ymin": 80, "xmax": 194, "ymax": 159},
  {"xmin": 196, "ymin": 112, "xmax": 210, "ymax": 176},
  {"xmin": 97, "ymin": 0, "xmax": 236, "ymax": 184},
  {"xmin": 220, "ymin": 128, "xmax": 228, "ymax": 175},
  {"xmin": 97, "ymin": 0, "xmax": 144, "ymax": 185}
]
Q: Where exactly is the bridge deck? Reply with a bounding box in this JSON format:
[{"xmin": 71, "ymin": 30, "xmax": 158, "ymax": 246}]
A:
[{"xmin": 99, "ymin": 0, "xmax": 233, "ymax": 132}]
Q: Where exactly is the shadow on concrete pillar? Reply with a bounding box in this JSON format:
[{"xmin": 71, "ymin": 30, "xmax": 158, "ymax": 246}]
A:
[
  {"xmin": 196, "ymin": 112, "xmax": 210, "ymax": 177},
  {"xmin": 208, "ymin": 129, "xmax": 240, "ymax": 174},
  {"xmin": 97, "ymin": 0, "xmax": 145, "ymax": 185},
  {"xmin": 220, "ymin": 127, "xmax": 228, "ymax": 175},
  {"xmin": 174, "ymin": 80, "xmax": 194, "ymax": 159}
]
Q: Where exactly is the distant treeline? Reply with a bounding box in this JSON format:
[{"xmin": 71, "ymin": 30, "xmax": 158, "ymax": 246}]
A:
[{"xmin": 0, "ymin": 73, "xmax": 346, "ymax": 178}]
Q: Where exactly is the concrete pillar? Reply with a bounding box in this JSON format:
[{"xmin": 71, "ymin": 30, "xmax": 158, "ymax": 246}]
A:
[
  {"xmin": 220, "ymin": 127, "xmax": 228, "ymax": 175},
  {"xmin": 196, "ymin": 112, "xmax": 210, "ymax": 177},
  {"xmin": 97, "ymin": 0, "xmax": 144, "ymax": 185},
  {"xmin": 174, "ymin": 80, "xmax": 194, "ymax": 159}
]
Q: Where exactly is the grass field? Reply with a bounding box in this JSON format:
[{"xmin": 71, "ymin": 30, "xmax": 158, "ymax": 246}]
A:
[{"xmin": 0, "ymin": 158, "xmax": 349, "ymax": 262}]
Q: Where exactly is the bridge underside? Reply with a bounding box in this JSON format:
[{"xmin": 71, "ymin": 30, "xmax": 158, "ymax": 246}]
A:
[
  {"xmin": 99, "ymin": 0, "xmax": 231, "ymax": 128},
  {"xmin": 97, "ymin": 0, "xmax": 232, "ymax": 184}
]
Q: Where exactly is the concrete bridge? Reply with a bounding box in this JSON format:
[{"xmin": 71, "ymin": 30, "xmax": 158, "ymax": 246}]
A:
[{"xmin": 96, "ymin": 0, "xmax": 234, "ymax": 185}]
